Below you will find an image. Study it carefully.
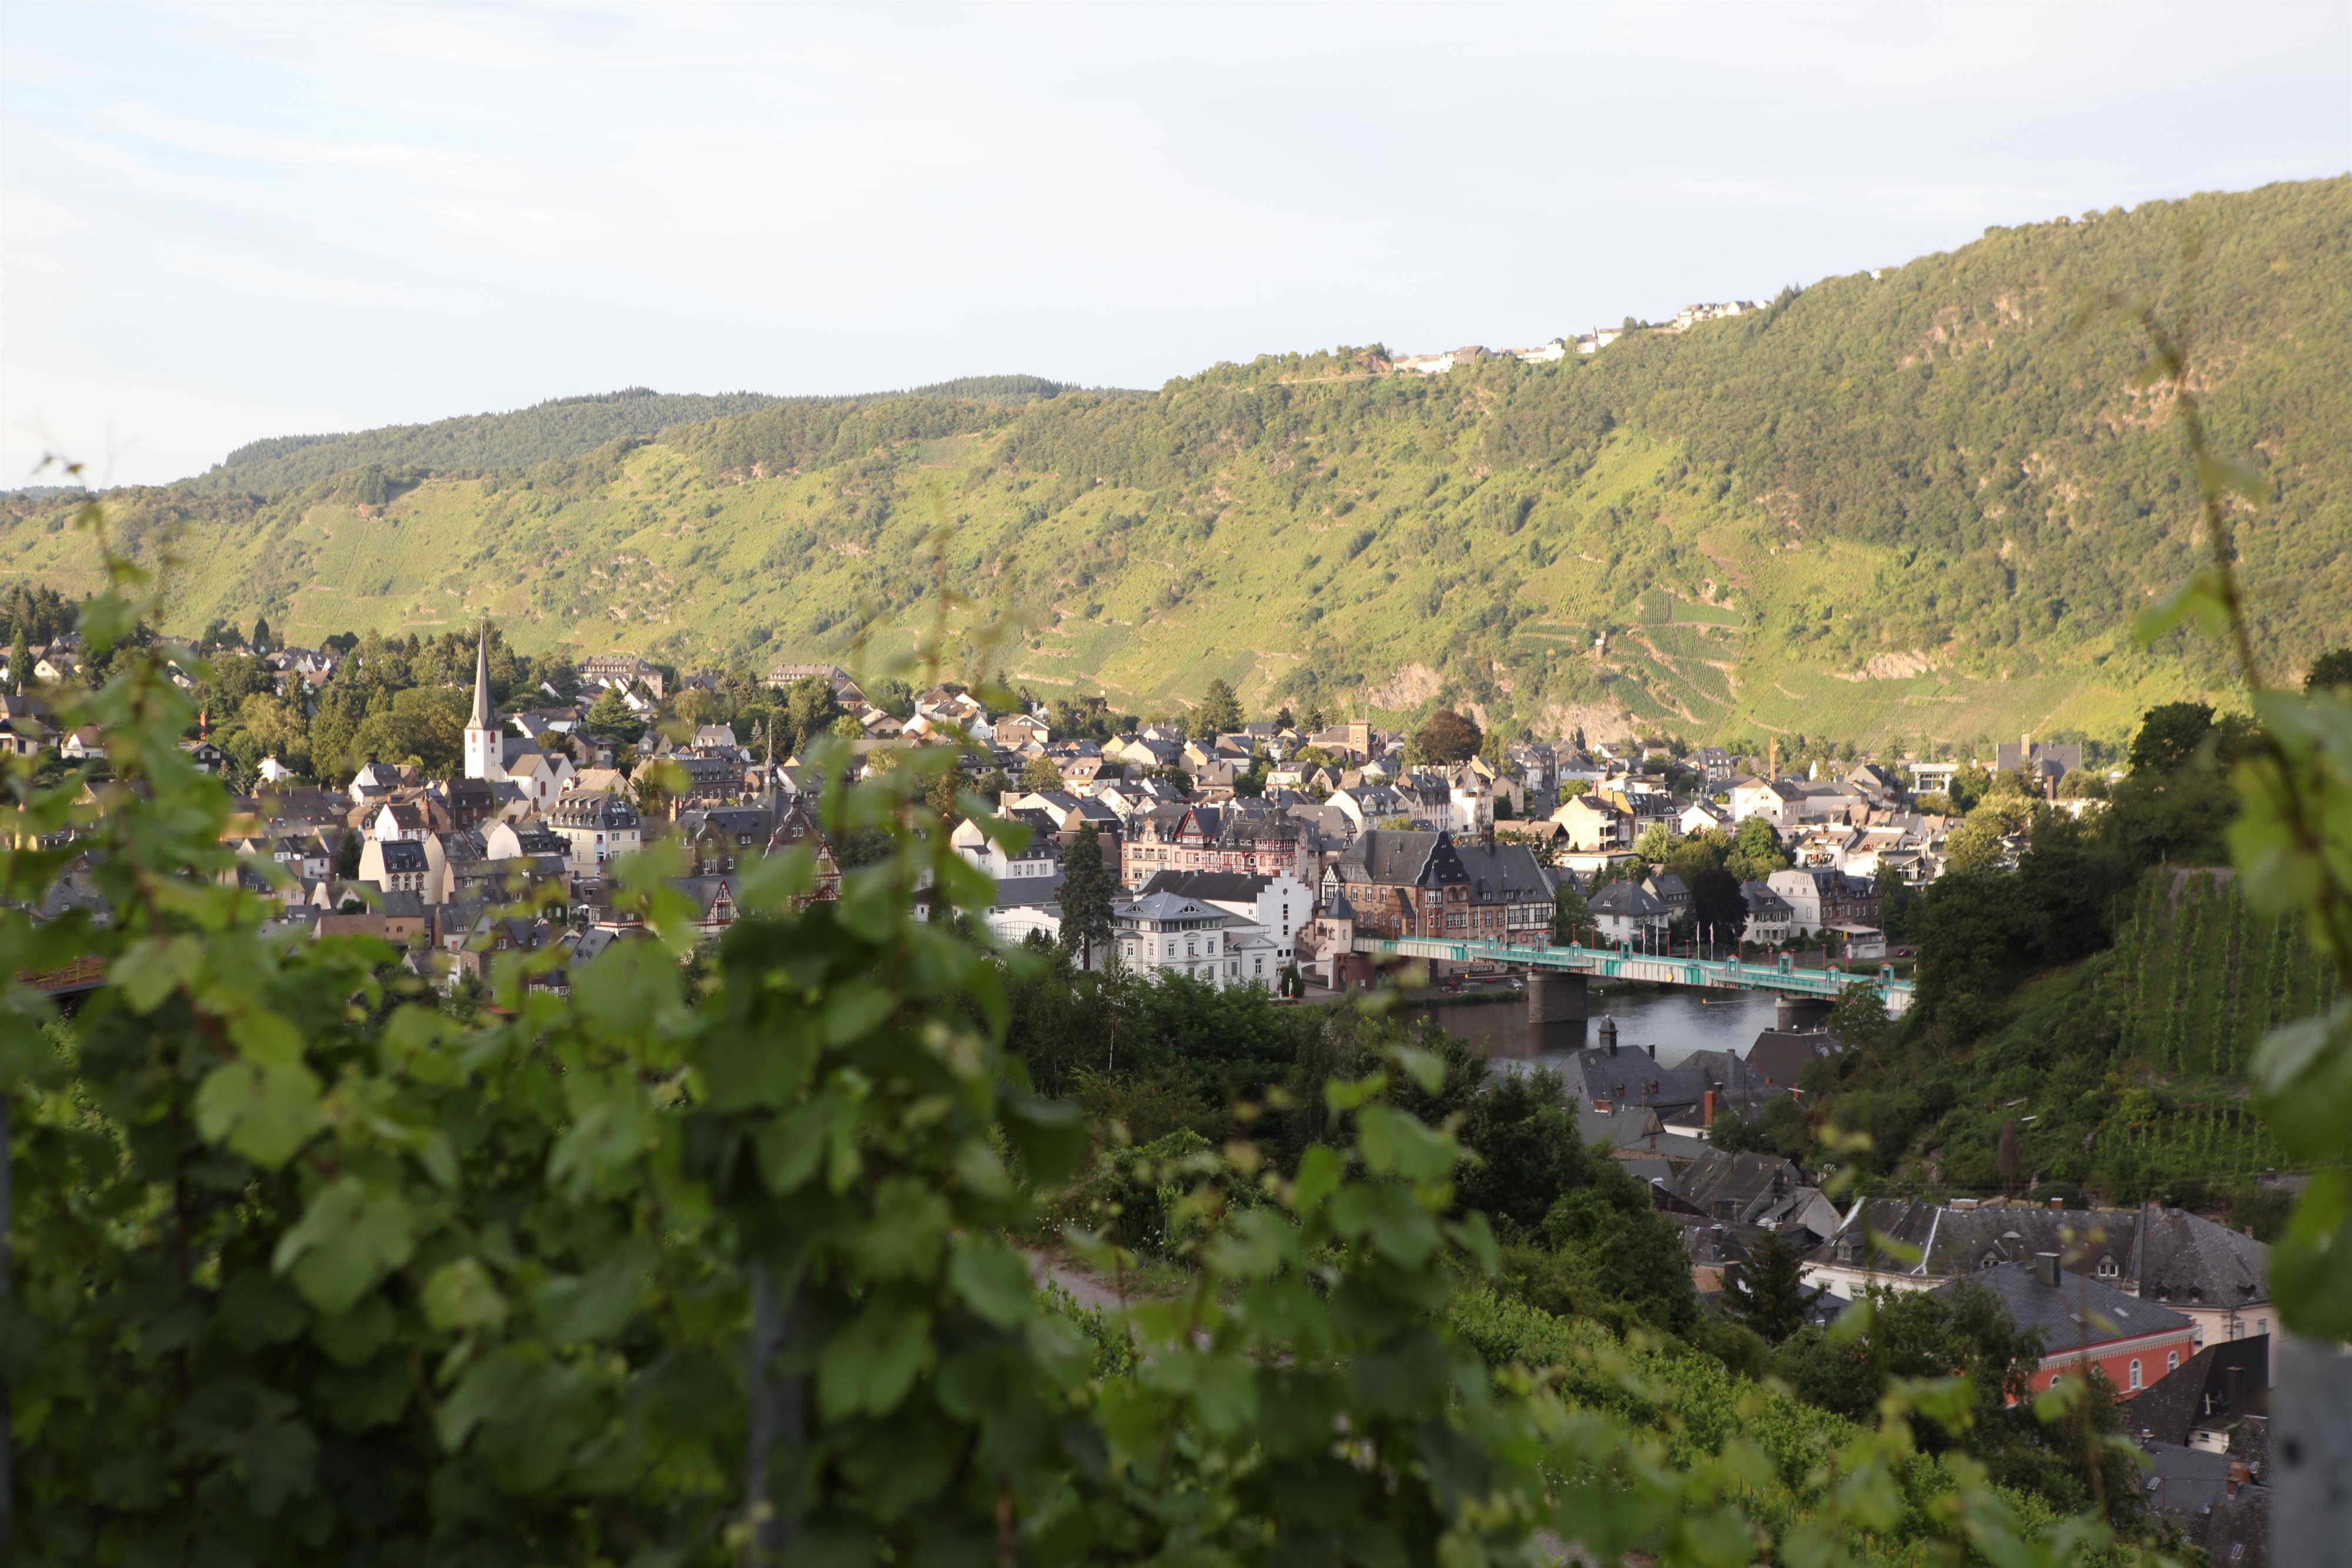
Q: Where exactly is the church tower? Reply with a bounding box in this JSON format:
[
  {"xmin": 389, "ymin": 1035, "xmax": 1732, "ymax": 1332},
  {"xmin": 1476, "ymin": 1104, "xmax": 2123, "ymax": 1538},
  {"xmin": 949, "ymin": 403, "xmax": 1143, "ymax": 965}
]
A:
[{"xmin": 463, "ymin": 623, "xmax": 504, "ymax": 782}]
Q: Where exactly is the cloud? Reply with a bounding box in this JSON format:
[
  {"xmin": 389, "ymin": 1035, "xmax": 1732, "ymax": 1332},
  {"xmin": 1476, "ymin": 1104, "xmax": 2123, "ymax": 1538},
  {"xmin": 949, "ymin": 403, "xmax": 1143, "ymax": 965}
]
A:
[{"xmin": 4, "ymin": 1, "xmax": 2346, "ymax": 484}]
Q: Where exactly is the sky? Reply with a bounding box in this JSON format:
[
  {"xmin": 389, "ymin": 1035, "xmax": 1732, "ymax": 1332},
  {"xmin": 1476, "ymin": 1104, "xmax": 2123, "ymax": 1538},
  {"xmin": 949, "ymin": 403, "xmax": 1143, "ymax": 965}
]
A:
[{"xmin": 3, "ymin": 1, "xmax": 2347, "ymax": 488}]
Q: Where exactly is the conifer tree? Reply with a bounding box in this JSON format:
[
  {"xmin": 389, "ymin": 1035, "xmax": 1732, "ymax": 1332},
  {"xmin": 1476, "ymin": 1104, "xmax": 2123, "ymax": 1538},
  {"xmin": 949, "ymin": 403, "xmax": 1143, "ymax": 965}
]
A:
[
  {"xmin": 1057, "ymin": 820, "xmax": 1115, "ymax": 971},
  {"xmin": 1725, "ymin": 1231, "xmax": 1822, "ymax": 1345}
]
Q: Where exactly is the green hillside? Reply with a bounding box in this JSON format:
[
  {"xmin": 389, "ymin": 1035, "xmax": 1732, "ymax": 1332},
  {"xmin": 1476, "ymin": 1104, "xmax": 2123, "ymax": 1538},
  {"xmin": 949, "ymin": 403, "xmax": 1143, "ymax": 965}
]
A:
[
  {"xmin": 9, "ymin": 178, "xmax": 2347, "ymax": 747},
  {"xmin": 1799, "ymin": 864, "xmax": 2335, "ymax": 1213}
]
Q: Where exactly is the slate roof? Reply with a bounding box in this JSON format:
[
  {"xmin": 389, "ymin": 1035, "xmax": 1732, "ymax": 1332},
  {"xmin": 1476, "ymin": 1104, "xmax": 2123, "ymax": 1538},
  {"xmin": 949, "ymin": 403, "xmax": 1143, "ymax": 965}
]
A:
[
  {"xmin": 1643, "ymin": 872, "xmax": 1690, "ymax": 907},
  {"xmin": 1940, "ymin": 1261, "xmax": 2191, "ymax": 1355},
  {"xmin": 992, "ymin": 871, "xmax": 1065, "ymax": 910},
  {"xmin": 1451, "ymin": 841, "xmax": 1556, "ymax": 903},
  {"xmin": 1745, "ymin": 1028, "xmax": 1842, "ymax": 1086},
  {"xmin": 1672, "ymin": 1149, "xmax": 1805, "ymax": 1223},
  {"xmin": 1588, "ymin": 880, "xmax": 1668, "ymax": 917},
  {"xmin": 1115, "ymin": 892, "xmax": 1232, "ymax": 925},
  {"xmin": 1812, "ymin": 1199, "xmax": 2142, "ymax": 1282},
  {"xmin": 2138, "ymin": 1440, "xmax": 2236, "ymax": 1517},
  {"xmin": 1331, "ymin": 828, "xmax": 1447, "ymax": 887},
  {"xmin": 2133, "ymin": 1205, "xmax": 2271, "ymax": 1308},
  {"xmin": 1141, "ymin": 870, "xmax": 1284, "ymax": 904},
  {"xmin": 2126, "ymin": 1335, "xmax": 2270, "ymax": 1446},
  {"xmin": 1566, "ymin": 1043, "xmax": 1710, "ymax": 1117},
  {"xmin": 375, "ymin": 840, "xmax": 429, "ymax": 874}
]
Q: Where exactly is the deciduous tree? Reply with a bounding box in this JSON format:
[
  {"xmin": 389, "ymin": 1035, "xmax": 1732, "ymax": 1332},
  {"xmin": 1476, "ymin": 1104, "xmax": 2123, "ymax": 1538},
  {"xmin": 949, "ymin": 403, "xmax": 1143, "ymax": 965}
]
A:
[{"xmin": 1412, "ymin": 707, "xmax": 1482, "ymax": 764}]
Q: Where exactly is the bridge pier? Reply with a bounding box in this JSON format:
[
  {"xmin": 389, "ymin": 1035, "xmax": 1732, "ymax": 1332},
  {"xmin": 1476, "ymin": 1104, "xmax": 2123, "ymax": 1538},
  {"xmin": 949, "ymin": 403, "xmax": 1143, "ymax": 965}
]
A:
[
  {"xmin": 1528, "ymin": 971, "xmax": 1589, "ymax": 1051},
  {"xmin": 1777, "ymin": 995, "xmax": 1835, "ymax": 1032}
]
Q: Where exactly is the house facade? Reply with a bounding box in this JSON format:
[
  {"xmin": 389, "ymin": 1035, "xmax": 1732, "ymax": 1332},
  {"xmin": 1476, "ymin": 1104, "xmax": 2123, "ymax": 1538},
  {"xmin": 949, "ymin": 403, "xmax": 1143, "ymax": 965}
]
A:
[
  {"xmin": 1766, "ymin": 867, "xmax": 1881, "ymax": 936},
  {"xmin": 1322, "ymin": 830, "xmax": 1552, "ymax": 944},
  {"xmin": 543, "ymin": 792, "xmax": 644, "ymax": 877},
  {"xmin": 1114, "ymin": 891, "xmax": 1250, "ymax": 989}
]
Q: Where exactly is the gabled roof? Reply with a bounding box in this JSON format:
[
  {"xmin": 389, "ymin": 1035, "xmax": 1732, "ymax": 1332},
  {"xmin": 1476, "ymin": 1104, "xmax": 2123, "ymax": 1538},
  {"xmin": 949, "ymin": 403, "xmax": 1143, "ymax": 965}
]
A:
[
  {"xmin": 1331, "ymin": 828, "xmax": 1448, "ymax": 887},
  {"xmin": 1588, "ymin": 880, "xmax": 1668, "ymax": 917},
  {"xmin": 1672, "ymin": 1149, "xmax": 1803, "ymax": 1221}
]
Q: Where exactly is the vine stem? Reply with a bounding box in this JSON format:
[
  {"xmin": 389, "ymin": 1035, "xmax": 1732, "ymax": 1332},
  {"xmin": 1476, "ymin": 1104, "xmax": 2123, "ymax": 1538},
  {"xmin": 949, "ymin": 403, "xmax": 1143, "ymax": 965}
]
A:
[{"xmin": 2, "ymin": 1089, "xmax": 12, "ymax": 1559}]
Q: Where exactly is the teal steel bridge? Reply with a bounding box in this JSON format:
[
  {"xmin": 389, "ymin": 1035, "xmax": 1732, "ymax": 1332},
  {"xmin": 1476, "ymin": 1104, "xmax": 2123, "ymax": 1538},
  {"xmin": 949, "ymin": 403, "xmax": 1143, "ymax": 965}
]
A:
[{"xmin": 1350, "ymin": 935, "xmax": 1915, "ymax": 1017}]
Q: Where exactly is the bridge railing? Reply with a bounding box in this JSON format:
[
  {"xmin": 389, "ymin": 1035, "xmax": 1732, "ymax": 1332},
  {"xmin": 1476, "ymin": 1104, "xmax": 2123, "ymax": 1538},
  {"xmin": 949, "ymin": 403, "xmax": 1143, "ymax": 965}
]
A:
[{"xmin": 1350, "ymin": 935, "xmax": 1913, "ymax": 1004}]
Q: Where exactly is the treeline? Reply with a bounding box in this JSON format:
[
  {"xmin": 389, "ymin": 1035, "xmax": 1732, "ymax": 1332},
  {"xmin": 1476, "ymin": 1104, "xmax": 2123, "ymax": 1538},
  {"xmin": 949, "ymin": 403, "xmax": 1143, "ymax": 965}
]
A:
[
  {"xmin": 199, "ymin": 380, "xmax": 1095, "ymax": 500},
  {"xmin": 198, "ymin": 388, "xmax": 790, "ymax": 496},
  {"xmin": 2, "ymin": 581, "xmax": 76, "ymax": 646}
]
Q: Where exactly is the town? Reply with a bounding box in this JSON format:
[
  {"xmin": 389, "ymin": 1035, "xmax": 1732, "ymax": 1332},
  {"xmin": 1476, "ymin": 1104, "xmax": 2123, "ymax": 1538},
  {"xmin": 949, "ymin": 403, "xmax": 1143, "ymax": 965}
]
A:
[
  {"xmin": 3, "ymin": 617, "xmax": 2106, "ymax": 993},
  {"xmin": 2, "ymin": 613, "xmax": 2281, "ymax": 1554}
]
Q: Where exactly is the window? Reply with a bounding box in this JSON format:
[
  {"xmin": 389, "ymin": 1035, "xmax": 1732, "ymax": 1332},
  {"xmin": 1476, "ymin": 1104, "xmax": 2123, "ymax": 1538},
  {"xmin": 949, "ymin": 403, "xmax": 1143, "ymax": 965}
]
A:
[
  {"xmin": 2095, "ymin": 1256, "xmax": 2118, "ymax": 1279},
  {"xmin": 2167, "ymin": 1352, "xmax": 2180, "ymax": 1373},
  {"xmin": 2127, "ymin": 1359, "xmax": 2141, "ymax": 1391}
]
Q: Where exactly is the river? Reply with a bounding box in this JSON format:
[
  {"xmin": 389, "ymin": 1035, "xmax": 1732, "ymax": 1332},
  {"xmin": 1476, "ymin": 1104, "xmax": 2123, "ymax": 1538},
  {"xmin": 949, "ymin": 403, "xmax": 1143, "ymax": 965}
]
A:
[{"xmin": 1407, "ymin": 984, "xmax": 1781, "ymax": 1072}]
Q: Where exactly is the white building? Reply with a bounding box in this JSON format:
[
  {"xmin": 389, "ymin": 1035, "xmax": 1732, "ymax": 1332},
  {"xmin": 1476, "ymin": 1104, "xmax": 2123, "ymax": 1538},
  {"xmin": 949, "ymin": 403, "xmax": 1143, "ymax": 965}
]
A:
[
  {"xmin": 543, "ymin": 791, "xmax": 643, "ymax": 878},
  {"xmin": 1728, "ymin": 776, "xmax": 1803, "ymax": 826},
  {"xmin": 950, "ymin": 813, "xmax": 1060, "ymax": 884},
  {"xmin": 1115, "ymin": 891, "xmax": 1256, "ymax": 989},
  {"xmin": 1136, "ymin": 870, "xmax": 1312, "ymax": 949}
]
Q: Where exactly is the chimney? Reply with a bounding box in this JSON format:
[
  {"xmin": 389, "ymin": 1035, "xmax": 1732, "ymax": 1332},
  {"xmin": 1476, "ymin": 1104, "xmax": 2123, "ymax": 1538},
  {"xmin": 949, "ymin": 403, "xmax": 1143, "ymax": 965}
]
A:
[
  {"xmin": 1647, "ymin": 1041, "xmax": 1657, "ymax": 1059},
  {"xmin": 2050, "ymin": 1196, "xmax": 2065, "ymax": 1210},
  {"xmin": 2033, "ymin": 1252, "xmax": 2062, "ymax": 1288},
  {"xmin": 2226, "ymin": 1460, "xmax": 2247, "ymax": 1500},
  {"xmin": 1601, "ymin": 1017, "xmax": 1618, "ymax": 1055},
  {"xmin": 1703, "ymin": 1089, "xmax": 1717, "ymax": 1127}
]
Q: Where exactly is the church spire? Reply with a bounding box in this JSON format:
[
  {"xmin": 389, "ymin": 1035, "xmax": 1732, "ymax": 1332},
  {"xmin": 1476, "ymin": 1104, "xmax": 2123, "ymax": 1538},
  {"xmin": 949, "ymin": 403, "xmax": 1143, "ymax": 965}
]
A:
[{"xmin": 470, "ymin": 622, "xmax": 494, "ymax": 730}]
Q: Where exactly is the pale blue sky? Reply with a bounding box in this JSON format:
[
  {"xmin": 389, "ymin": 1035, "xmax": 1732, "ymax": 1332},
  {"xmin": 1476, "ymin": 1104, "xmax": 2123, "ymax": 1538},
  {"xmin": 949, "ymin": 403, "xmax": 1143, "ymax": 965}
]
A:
[{"xmin": 4, "ymin": 1, "xmax": 2347, "ymax": 487}]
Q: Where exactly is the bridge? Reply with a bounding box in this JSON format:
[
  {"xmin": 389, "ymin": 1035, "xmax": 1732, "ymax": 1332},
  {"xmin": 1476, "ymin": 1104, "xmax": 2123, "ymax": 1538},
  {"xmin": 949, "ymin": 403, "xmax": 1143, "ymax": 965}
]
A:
[{"xmin": 1350, "ymin": 934, "xmax": 1913, "ymax": 1028}]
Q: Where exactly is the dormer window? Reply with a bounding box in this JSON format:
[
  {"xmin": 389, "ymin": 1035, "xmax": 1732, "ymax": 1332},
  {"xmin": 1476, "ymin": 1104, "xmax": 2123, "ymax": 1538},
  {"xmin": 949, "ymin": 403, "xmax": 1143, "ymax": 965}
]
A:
[{"xmin": 2095, "ymin": 1256, "xmax": 2118, "ymax": 1280}]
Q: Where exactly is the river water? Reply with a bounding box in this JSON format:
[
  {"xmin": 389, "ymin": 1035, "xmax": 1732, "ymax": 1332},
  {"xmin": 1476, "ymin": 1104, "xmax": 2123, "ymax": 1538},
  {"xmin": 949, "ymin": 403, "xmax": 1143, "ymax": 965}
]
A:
[{"xmin": 1407, "ymin": 985, "xmax": 1780, "ymax": 1072}]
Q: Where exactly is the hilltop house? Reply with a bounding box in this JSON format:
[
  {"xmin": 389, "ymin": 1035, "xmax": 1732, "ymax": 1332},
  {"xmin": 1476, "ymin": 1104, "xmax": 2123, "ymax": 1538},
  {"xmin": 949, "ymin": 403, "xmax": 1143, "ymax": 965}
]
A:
[
  {"xmin": 1729, "ymin": 775, "xmax": 1805, "ymax": 826},
  {"xmin": 1140, "ymin": 869, "xmax": 1314, "ymax": 951}
]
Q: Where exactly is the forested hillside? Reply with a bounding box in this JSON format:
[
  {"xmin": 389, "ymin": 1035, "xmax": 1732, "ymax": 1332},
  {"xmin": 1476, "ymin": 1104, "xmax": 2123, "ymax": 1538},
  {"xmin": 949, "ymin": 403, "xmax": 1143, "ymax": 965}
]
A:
[
  {"xmin": 187, "ymin": 377, "xmax": 1093, "ymax": 499},
  {"xmin": 8, "ymin": 178, "xmax": 2346, "ymax": 748}
]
